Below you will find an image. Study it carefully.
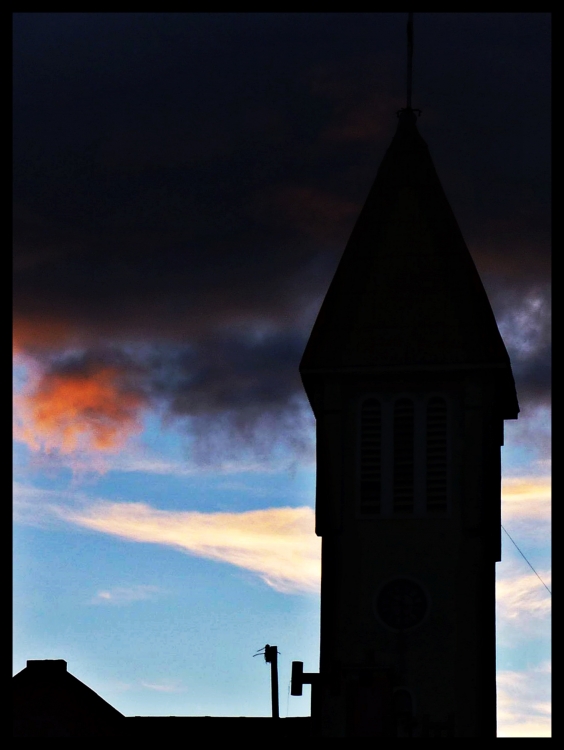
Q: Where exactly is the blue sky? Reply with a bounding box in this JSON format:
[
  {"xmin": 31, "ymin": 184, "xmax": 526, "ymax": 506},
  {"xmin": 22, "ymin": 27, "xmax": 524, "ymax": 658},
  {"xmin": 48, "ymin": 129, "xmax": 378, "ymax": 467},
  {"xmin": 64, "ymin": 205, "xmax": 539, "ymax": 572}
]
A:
[
  {"xmin": 13, "ymin": 13, "xmax": 550, "ymax": 736},
  {"xmin": 13, "ymin": 366, "xmax": 551, "ymax": 733},
  {"xmin": 14, "ymin": 400, "xmax": 322, "ymax": 718}
]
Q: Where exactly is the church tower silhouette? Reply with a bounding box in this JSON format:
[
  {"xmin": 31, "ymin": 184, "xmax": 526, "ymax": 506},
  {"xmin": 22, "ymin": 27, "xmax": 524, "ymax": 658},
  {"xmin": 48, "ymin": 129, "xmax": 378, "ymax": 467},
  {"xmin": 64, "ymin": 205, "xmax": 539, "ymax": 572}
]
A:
[{"xmin": 299, "ymin": 106, "xmax": 519, "ymax": 737}]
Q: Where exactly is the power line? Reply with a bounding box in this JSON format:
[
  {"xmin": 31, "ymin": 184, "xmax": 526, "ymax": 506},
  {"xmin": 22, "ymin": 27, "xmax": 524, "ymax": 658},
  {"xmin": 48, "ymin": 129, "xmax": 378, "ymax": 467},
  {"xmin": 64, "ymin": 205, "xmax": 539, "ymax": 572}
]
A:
[{"xmin": 501, "ymin": 524, "xmax": 551, "ymax": 596}]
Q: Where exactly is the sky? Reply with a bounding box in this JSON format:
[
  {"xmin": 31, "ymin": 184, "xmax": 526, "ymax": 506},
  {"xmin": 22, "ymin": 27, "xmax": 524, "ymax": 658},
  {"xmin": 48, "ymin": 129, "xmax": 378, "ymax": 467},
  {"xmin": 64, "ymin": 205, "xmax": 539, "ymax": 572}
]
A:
[{"xmin": 13, "ymin": 12, "xmax": 550, "ymax": 736}]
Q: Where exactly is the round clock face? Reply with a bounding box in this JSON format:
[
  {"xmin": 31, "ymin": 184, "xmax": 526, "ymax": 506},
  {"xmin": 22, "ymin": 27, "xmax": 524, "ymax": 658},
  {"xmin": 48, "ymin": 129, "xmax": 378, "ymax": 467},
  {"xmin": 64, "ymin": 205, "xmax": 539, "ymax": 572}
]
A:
[{"xmin": 374, "ymin": 578, "xmax": 429, "ymax": 631}]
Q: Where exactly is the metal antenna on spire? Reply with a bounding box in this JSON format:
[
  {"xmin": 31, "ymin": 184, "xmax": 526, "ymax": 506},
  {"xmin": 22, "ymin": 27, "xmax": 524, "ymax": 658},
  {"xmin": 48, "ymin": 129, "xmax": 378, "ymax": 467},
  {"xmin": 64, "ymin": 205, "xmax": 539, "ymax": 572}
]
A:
[
  {"xmin": 397, "ymin": 13, "xmax": 420, "ymax": 119},
  {"xmin": 406, "ymin": 12, "xmax": 414, "ymax": 110}
]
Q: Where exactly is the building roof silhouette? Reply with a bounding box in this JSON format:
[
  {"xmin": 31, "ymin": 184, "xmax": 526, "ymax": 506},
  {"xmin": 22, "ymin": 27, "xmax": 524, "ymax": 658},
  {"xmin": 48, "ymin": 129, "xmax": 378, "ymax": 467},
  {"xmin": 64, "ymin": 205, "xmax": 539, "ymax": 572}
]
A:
[
  {"xmin": 13, "ymin": 659, "xmax": 124, "ymax": 737},
  {"xmin": 13, "ymin": 659, "xmax": 312, "ymax": 737}
]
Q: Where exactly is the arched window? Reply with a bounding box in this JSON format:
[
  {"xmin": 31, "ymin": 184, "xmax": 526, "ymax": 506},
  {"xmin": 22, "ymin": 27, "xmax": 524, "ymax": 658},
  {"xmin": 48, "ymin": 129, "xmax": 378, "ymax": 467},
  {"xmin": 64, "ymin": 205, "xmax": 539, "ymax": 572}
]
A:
[
  {"xmin": 393, "ymin": 398, "xmax": 415, "ymax": 514},
  {"xmin": 358, "ymin": 394, "xmax": 449, "ymax": 518},
  {"xmin": 425, "ymin": 397, "xmax": 448, "ymax": 514},
  {"xmin": 360, "ymin": 399, "xmax": 382, "ymax": 515}
]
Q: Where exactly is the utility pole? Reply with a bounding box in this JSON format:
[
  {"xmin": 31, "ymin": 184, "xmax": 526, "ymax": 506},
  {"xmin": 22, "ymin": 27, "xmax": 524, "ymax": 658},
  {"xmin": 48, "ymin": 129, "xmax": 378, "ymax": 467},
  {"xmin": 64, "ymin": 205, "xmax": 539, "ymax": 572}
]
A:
[
  {"xmin": 255, "ymin": 644, "xmax": 280, "ymax": 718},
  {"xmin": 264, "ymin": 645, "xmax": 280, "ymax": 719}
]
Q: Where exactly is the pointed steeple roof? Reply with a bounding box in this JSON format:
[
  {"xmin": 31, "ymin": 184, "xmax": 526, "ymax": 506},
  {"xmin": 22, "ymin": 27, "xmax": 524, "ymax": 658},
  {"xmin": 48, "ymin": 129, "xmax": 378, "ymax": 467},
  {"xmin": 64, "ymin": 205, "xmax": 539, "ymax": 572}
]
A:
[{"xmin": 300, "ymin": 109, "xmax": 518, "ymax": 418}]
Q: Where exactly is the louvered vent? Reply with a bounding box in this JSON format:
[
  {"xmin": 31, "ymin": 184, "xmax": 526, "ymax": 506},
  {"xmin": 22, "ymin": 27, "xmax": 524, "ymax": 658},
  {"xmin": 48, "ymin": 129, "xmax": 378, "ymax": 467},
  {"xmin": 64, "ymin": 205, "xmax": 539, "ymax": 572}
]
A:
[
  {"xmin": 393, "ymin": 398, "xmax": 414, "ymax": 514},
  {"xmin": 426, "ymin": 397, "xmax": 448, "ymax": 514},
  {"xmin": 360, "ymin": 399, "xmax": 382, "ymax": 515}
]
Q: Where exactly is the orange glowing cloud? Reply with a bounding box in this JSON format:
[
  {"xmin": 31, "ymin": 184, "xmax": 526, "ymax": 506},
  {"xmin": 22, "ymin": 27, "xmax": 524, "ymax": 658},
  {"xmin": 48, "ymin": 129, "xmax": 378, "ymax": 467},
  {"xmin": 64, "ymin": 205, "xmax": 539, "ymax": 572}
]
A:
[{"xmin": 14, "ymin": 366, "xmax": 146, "ymax": 455}]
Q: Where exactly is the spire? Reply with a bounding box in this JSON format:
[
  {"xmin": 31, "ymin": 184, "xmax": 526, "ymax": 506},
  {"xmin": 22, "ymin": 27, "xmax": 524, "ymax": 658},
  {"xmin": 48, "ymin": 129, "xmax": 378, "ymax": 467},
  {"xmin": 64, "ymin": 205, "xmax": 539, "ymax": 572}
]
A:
[{"xmin": 300, "ymin": 111, "xmax": 519, "ymax": 419}]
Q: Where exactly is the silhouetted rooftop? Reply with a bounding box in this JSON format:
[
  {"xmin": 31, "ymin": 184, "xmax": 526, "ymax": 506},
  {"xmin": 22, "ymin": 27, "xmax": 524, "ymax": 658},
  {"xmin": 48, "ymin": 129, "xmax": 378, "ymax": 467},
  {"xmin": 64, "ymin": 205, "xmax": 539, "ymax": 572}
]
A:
[
  {"xmin": 13, "ymin": 660, "xmax": 313, "ymax": 737},
  {"xmin": 13, "ymin": 659, "xmax": 124, "ymax": 737}
]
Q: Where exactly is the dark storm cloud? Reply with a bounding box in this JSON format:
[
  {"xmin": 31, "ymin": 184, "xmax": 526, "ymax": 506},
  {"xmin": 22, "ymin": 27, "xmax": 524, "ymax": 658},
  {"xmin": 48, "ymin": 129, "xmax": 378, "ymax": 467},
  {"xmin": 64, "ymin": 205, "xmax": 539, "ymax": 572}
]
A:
[
  {"xmin": 151, "ymin": 332, "xmax": 315, "ymax": 463},
  {"xmin": 151, "ymin": 332, "xmax": 305, "ymax": 414},
  {"xmin": 21, "ymin": 333, "xmax": 313, "ymax": 464},
  {"xmin": 493, "ymin": 283, "xmax": 551, "ymax": 409},
  {"xmin": 13, "ymin": 13, "xmax": 550, "ymax": 454}
]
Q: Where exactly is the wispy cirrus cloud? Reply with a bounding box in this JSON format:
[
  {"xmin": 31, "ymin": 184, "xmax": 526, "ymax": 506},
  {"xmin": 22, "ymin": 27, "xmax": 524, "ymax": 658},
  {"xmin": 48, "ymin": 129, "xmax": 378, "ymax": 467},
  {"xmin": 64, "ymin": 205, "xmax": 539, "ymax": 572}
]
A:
[
  {"xmin": 496, "ymin": 561, "xmax": 551, "ymax": 646},
  {"xmin": 497, "ymin": 662, "xmax": 551, "ymax": 738},
  {"xmin": 90, "ymin": 585, "xmax": 163, "ymax": 606},
  {"xmin": 497, "ymin": 568, "xmax": 551, "ymax": 621},
  {"xmin": 140, "ymin": 680, "xmax": 185, "ymax": 693},
  {"xmin": 13, "ymin": 482, "xmax": 88, "ymax": 527},
  {"xmin": 14, "ymin": 484, "xmax": 320, "ymax": 595},
  {"xmin": 63, "ymin": 502, "xmax": 320, "ymax": 595}
]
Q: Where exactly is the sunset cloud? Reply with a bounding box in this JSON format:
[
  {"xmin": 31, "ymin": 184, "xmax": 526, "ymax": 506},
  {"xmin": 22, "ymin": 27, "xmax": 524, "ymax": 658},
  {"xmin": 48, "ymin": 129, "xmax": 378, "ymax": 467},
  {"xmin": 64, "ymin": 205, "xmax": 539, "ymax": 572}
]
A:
[
  {"xmin": 14, "ymin": 364, "xmax": 147, "ymax": 457},
  {"xmin": 16, "ymin": 490, "xmax": 321, "ymax": 594},
  {"xmin": 501, "ymin": 476, "xmax": 551, "ymax": 522},
  {"xmin": 67, "ymin": 503, "xmax": 320, "ymax": 594},
  {"xmin": 501, "ymin": 475, "xmax": 551, "ymax": 547},
  {"xmin": 13, "ymin": 328, "xmax": 318, "ymax": 470}
]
